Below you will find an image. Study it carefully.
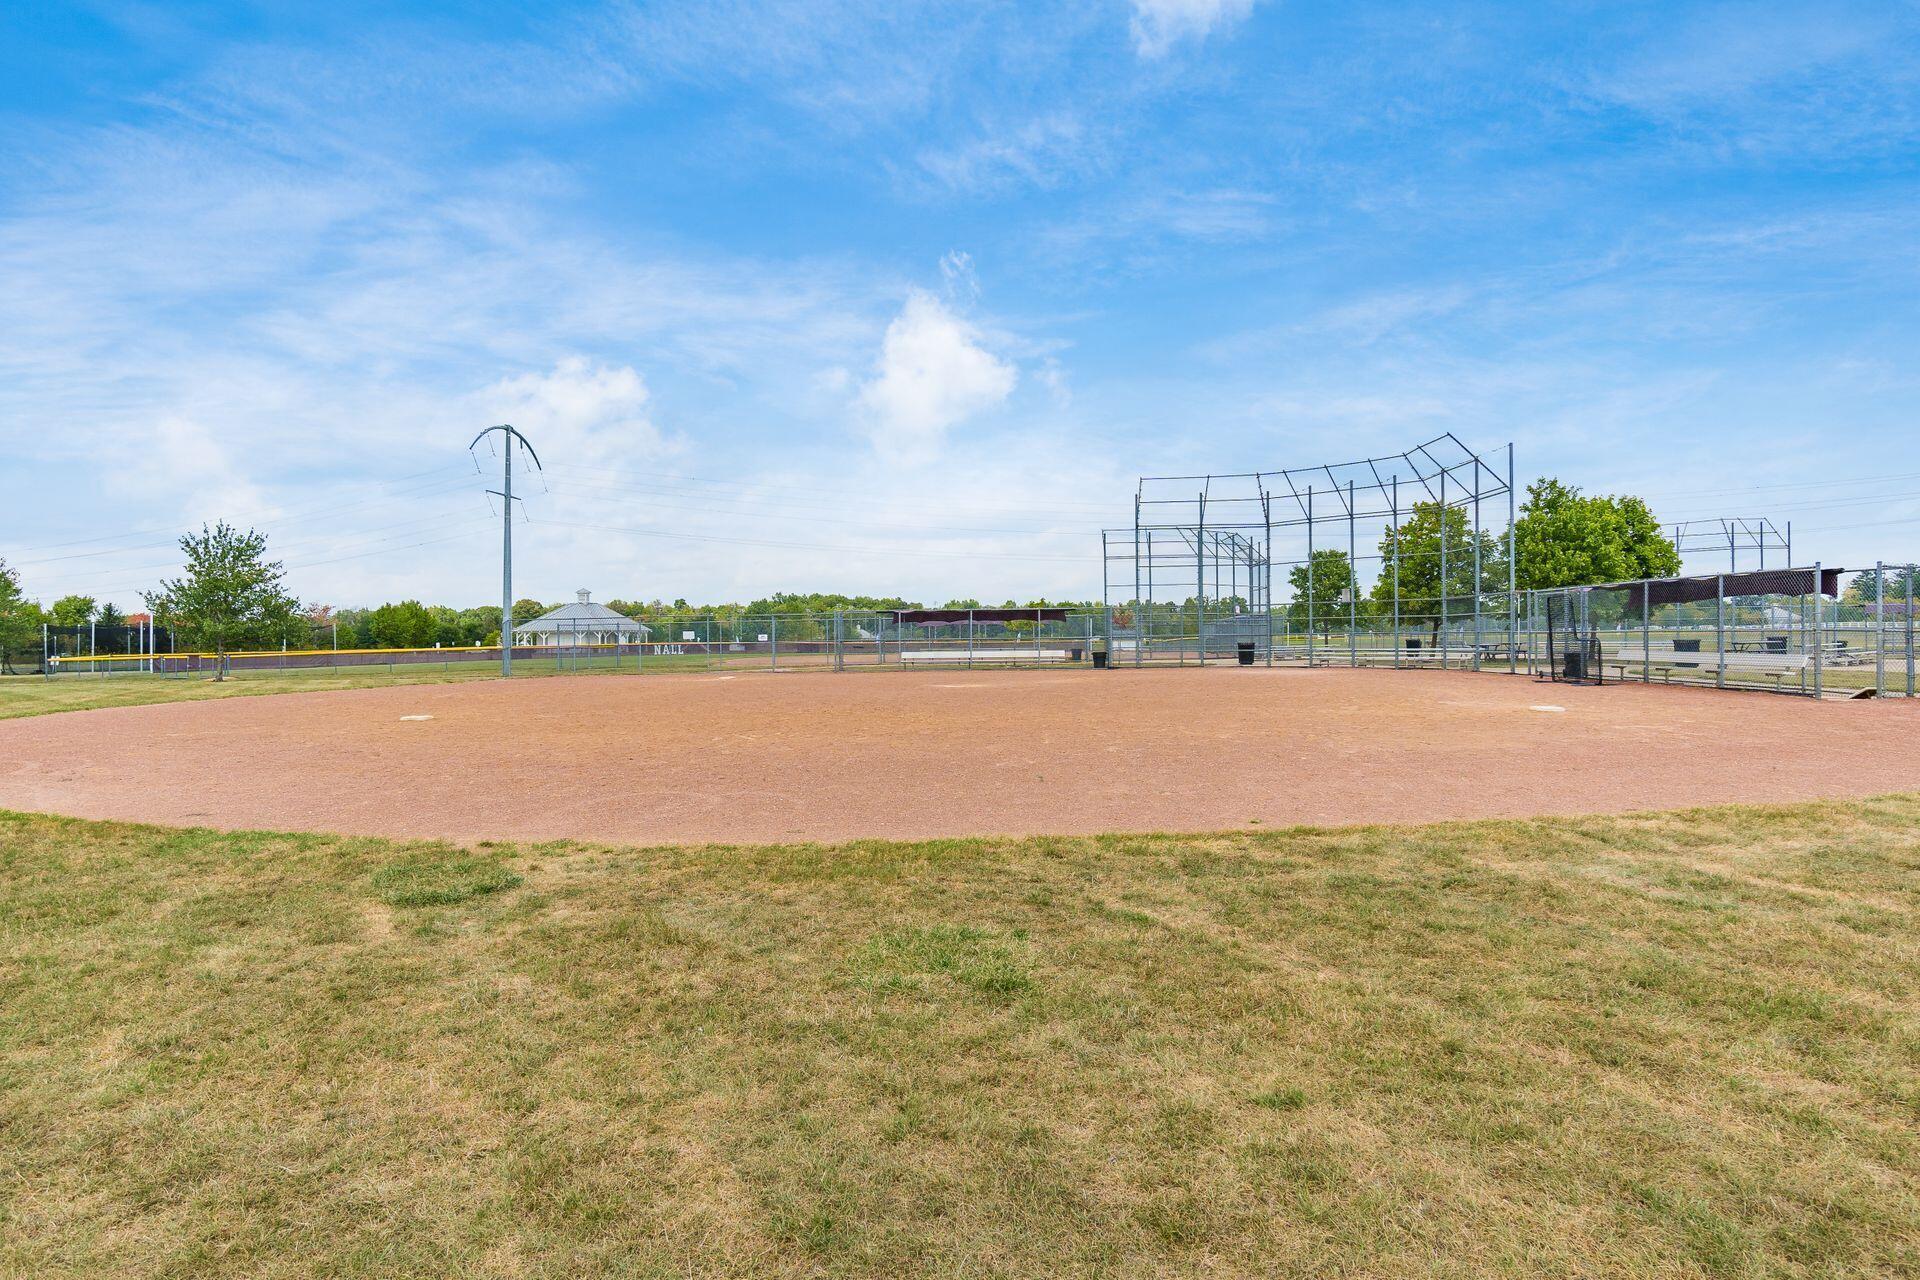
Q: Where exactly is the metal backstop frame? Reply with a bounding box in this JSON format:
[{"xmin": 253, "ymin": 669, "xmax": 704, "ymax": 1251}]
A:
[{"xmin": 1101, "ymin": 434, "xmax": 1517, "ymax": 669}]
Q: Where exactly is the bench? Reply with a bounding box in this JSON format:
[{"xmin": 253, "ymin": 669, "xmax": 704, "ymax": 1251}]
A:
[
  {"xmin": 1607, "ymin": 645, "xmax": 1809, "ymax": 686},
  {"xmin": 900, "ymin": 648, "xmax": 1075, "ymax": 664}
]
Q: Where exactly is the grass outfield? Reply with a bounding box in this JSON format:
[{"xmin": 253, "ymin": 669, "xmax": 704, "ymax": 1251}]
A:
[
  {"xmin": 2, "ymin": 804, "xmax": 1917, "ymax": 1276},
  {"xmin": 0, "ymin": 656, "xmax": 729, "ymax": 721}
]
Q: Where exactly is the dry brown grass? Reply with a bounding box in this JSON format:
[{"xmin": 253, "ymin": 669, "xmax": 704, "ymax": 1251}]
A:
[{"xmin": 2, "ymin": 798, "xmax": 1917, "ymax": 1277}]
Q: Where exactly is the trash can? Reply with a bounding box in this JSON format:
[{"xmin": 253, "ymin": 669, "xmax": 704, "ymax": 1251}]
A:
[
  {"xmin": 1237, "ymin": 641, "xmax": 1256, "ymax": 666},
  {"xmin": 1562, "ymin": 649, "xmax": 1587, "ymax": 681},
  {"xmin": 1092, "ymin": 650, "xmax": 1109, "ymax": 669}
]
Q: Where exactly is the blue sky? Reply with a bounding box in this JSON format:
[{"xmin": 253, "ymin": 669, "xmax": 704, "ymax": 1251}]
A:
[{"xmin": 3, "ymin": 0, "xmax": 1918, "ymax": 609}]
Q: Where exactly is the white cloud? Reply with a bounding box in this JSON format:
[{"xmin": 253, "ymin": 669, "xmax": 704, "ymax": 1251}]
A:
[
  {"xmin": 858, "ymin": 291, "xmax": 1017, "ymax": 463},
  {"xmin": 914, "ymin": 114, "xmax": 1093, "ymax": 195},
  {"xmin": 1129, "ymin": 0, "xmax": 1258, "ymax": 59},
  {"xmin": 106, "ymin": 414, "xmax": 270, "ymax": 529},
  {"xmin": 477, "ymin": 358, "xmax": 682, "ymax": 468}
]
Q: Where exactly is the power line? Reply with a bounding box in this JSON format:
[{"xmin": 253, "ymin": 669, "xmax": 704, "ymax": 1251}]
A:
[
  {"xmin": 527, "ymin": 516, "xmax": 1087, "ymax": 563},
  {"xmin": 540, "ymin": 479, "xmax": 1104, "ymax": 538},
  {"xmin": 2, "ymin": 464, "xmax": 471, "ymax": 556}
]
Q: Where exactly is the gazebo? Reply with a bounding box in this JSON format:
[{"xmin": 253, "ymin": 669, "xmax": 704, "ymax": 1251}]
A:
[{"xmin": 512, "ymin": 590, "xmax": 651, "ymax": 648}]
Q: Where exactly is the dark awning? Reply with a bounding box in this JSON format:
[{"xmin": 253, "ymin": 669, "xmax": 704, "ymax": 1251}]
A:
[
  {"xmin": 894, "ymin": 608, "xmax": 1072, "ymax": 624},
  {"xmin": 1594, "ymin": 567, "xmax": 1843, "ymax": 610}
]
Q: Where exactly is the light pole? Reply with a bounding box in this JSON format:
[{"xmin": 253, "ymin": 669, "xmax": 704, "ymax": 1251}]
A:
[{"xmin": 469, "ymin": 424, "xmax": 543, "ymax": 677}]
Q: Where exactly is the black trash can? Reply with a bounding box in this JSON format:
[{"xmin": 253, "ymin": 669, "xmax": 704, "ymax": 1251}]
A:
[
  {"xmin": 1562, "ymin": 649, "xmax": 1587, "ymax": 681},
  {"xmin": 1237, "ymin": 641, "xmax": 1256, "ymax": 666},
  {"xmin": 1092, "ymin": 650, "xmax": 1109, "ymax": 669}
]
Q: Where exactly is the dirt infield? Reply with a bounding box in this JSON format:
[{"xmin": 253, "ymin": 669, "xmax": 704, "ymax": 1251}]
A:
[{"xmin": 3, "ymin": 667, "xmax": 1919, "ymax": 844}]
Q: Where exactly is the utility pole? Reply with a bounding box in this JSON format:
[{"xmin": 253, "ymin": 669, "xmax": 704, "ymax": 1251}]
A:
[{"xmin": 469, "ymin": 424, "xmax": 543, "ymax": 677}]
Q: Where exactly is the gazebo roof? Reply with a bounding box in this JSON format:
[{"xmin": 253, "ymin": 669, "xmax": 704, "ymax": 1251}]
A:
[{"xmin": 515, "ymin": 590, "xmax": 648, "ymax": 633}]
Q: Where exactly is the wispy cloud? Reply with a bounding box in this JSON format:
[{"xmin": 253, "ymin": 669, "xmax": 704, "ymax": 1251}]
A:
[
  {"xmin": 1129, "ymin": 0, "xmax": 1258, "ymax": 59},
  {"xmin": 914, "ymin": 113, "xmax": 1094, "ymax": 195}
]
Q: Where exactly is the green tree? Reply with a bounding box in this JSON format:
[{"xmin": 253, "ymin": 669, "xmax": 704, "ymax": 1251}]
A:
[
  {"xmin": 50, "ymin": 594, "xmax": 96, "ymax": 627},
  {"xmin": 1844, "ymin": 566, "xmax": 1920, "ymax": 607},
  {"xmin": 1371, "ymin": 501, "xmax": 1502, "ymax": 646},
  {"xmin": 426, "ymin": 605, "xmax": 463, "ymax": 647},
  {"xmin": 332, "ymin": 607, "xmax": 375, "ymax": 649},
  {"xmin": 0, "ymin": 560, "xmax": 45, "ymax": 674},
  {"xmin": 1511, "ymin": 478, "xmax": 1679, "ymax": 591},
  {"xmin": 511, "ymin": 598, "xmax": 548, "ymax": 628},
  {"xmin": 95, "ymin": 602, "xmax": 127, "ymax": 629},
  {"xmin": 457, "ymin": 606, "xmax": 502, "ymax": 645},
  {"xmin": 366, "ymin": 600, "xmax": 437, "ymax": 649},
  {"xmin": 145, "ymin": 523, "xmax": 302, "ymax": 680},
  {"xmin": 1285, "ymin": 549, "xmax": 1356, "ymax": 636}
]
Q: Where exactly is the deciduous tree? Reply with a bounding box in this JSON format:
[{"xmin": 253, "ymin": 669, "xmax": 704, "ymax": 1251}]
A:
[
  {"xmin": 0, "ymin": 560, "xmax": 45, "ymax": 674},
  {"xmin": 1371, "ymin": 502, "xmax": 1503, "ymax": 646},
  {"xmin": 1511, "ymin": 479, "xmax": 1678, "ymax": 591},
  {"xmin": 145, "ymin": 523, "xmax": 302, "ymax": 680},
  {"xmin": 1285, "ymin": 549, "xmax": 1356, "ymax": 636},
  {"xmin": 367, "ymin": 600, "xmax": 437, "ymax": 649},
  {"xmin": 49, "ymin": 594, "xmax": 96, "ymax": 627}
]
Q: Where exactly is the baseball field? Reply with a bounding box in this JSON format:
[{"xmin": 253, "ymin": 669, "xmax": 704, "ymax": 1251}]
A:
[{"xmin": 2, "ymin": 666, "xmax": 1917, "ymax": 1277}]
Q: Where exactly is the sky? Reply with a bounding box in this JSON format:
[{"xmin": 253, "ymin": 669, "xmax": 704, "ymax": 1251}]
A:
[{"xmin": 2, "ymin": 0, "xmax": 1918, "ymax": 611}]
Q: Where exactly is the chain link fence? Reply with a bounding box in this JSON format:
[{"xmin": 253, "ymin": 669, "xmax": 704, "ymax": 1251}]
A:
[{"xmin": 31, "ymin": 570, "xmax": 1919, "ymax": 699}]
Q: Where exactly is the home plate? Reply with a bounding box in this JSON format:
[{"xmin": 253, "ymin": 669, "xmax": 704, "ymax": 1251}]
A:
[
  {"xmin": 399, "ymin": 714, "xmax": 434, "ymax": 721},
  {"xmin": 1529, "ymin": 705, "xmax": 1566, "ymax": 713}
]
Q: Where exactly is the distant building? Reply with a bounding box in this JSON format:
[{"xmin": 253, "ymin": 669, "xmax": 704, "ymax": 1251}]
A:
[{"xmin": 513, "ymin": 590, "xmax": 651, "ymax": 647}]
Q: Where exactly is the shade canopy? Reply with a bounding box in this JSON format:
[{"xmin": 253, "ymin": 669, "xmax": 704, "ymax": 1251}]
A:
[
  {"xmin": 894, "ymin": 608, "xmax": 1071, "ymax": 625},
  {"xmin": 1591, "ymin": 567, "xmax": 1843, "ymax": 610}
]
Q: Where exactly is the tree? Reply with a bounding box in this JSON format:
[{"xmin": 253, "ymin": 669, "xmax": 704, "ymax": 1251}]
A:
[
  {"xmin": 95, "ymin": 602, "xmax": 126, "ymax": 629},
  {"xmin": 511, "ymin": 598, "xmax": 548, "ymax": 628},
  {"xmin": 1371, "ymin": 501, "xmax": 1502, "ymax": 645},
  {"xmin": 1844, "ymin": 566, "xmax": 1920, "ymax": 608},
  {"xmin": 366, "ymin": 600, "xmax": 437, "ymax": 649},
  {"xmin": 50, "ymin": 594, "xmax": 96, "ymax": 627},
  {"xmin": 145, "ymin": 523, "xmax": 302, "ymax": 680},
  {"xmin": 457, "ymin": 606, "xmax": 502, "ymax": 645},
  {"xmin": 0, "ymin": 560, "xmax": 45, "ymax": 674},
  {"xmin": 1511, "ymin": 478, "xmax": 1678, "ymax": 591},
  {"xmin": 426, "ymin": 605, "xmax": 464, "ymax": 647},
  {"xmin": 1285, "ymin": 549, "xmax": 1356, "ymax": 636}
]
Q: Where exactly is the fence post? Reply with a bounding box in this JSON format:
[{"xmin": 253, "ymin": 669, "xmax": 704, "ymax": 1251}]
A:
[
  {"xmin": 1348, "ymin": 479, "xmax": 1358, "ymax": 668},
  {"xmin": 1439, "ymin": 468, "xmax": 1448, "ymax": 670},
  {"xmin": 1391, "ymin": 476, "xmax": 1400, "ymax": 669},
  {"xmin": 1641, "ymin": 583, "xmax": 1650, "ymax": 684},
  {"xmin": 1306, "ymin": 485, "xmax": 1315, "ymax": 669},
  {"xmin": 1507, "ymin": 441, "xmax": 1517, "ymax": 673},
  {"xmin": 1471, "ymin": 472, "xmax": 1481, "ymax": 672},
  {"xmin": 1196, "ymin": 491, "xmax": 1208, "ymax": 668},
  {"xmin": 1876, "ymin": 561, "xmax": 1885, "ymax": 697},
  {"xmin": 1907, "ymin": 566, "xmax": 1915, "ymax": 698},
  {"xmin": 1715, "ymin": 575, "xmax": 1725, "ymax": 690},
  {"xmin": 1813, "ymin": 562, "xmax": 1824, "ymax": 699}
]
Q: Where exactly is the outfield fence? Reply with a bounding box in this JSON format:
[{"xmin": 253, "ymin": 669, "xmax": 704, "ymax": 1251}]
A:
[{"xmin": 33, "ymin": 567, "xmax": 1920, "ymax": 700}]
